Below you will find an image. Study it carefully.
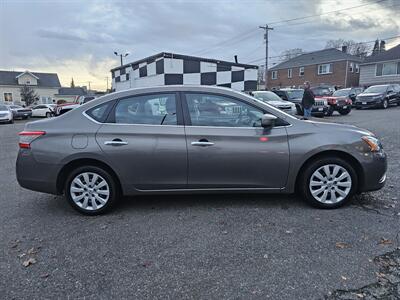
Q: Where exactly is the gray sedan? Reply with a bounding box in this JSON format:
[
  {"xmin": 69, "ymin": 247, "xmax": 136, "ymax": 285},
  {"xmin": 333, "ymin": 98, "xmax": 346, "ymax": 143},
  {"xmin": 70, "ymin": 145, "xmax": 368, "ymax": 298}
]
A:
[{"xmin": 16, "ymin": 86, "xmax": 387, "ymax": 215}]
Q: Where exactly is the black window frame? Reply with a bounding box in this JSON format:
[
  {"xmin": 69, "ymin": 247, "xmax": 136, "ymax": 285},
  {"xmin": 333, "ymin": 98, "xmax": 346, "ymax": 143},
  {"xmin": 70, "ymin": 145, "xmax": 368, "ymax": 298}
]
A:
[
  {"xmin": 180, "ymin": 91, "xmax": 289, "ymax": 128},
  {"xmin": 85, "ymin": 100, "xmax": 116, "ymax": 123},
  {"xmin": 105, "ymin": 92, "xmax": 184, "ymax": 126}
]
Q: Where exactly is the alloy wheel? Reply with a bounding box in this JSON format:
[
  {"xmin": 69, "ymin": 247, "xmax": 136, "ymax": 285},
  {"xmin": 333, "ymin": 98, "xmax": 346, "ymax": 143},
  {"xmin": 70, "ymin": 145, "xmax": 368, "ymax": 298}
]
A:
[
  {"xmin": 69, "ymin": 172, "xmax": 110, "ymax": 210},
  {"xmin": 309, "ymin": 164, "xmax": 352, "ymax": 204}
]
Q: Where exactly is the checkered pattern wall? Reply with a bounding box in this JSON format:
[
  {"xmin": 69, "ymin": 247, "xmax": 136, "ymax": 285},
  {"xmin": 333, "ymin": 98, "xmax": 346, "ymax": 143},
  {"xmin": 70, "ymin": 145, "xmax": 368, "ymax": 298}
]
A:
[{"xmin": 112, "ymin": 53, "xmax": 258, "ymax": 92}]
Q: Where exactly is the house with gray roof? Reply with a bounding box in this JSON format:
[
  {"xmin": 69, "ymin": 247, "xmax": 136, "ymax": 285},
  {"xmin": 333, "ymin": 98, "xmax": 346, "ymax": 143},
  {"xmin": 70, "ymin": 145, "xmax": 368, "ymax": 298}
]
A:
[
  {"xmin": 359, "ymin": 44, "xmax": 400, "ymax": 86},
  {"xmin": 0, "ymin": 70, "xmax": 61, "ymax": 104},
  {"xmin": 267, "ymin": 47, "xmax": 363, "ymax": 90}
]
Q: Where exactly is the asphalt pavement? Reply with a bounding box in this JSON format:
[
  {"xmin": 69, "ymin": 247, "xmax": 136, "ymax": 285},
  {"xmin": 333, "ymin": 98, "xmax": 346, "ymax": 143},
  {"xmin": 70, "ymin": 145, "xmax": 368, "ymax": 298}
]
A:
[{"xmin": 1, "ymin": 107, "xmax": 399, "ymax": 299}]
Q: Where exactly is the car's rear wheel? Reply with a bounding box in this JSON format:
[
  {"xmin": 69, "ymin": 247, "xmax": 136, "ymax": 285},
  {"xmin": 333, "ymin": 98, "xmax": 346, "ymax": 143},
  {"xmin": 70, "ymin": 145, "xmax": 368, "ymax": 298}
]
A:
[
  {"xmin": 45, "ymin": 112, "xmax": 52, "ymax": 118},
  {"xmin": 65, "ymin": 166, "xmax": 118, "ymax": 215},
  {"xmin": 382, "ymin": 99, "xmax": 388, "ymax": 109},
  {"xmin": 299, "ymin": 157, "xmax": 357, "ymax": 208}
]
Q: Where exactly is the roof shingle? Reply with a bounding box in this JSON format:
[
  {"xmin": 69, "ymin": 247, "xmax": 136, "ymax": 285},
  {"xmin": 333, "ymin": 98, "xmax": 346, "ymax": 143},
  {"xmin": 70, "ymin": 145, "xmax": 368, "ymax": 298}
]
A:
[
  {"xmin": 0, "ymin": 70, "xmax": 61, "ymax": 87},
  {"xmin": 269, "ymin": 48, "xmax": 363, "ymax": 71},
  {"xmin": 362, "ymin": 44, "xmax": 400, "ymax": 64}
]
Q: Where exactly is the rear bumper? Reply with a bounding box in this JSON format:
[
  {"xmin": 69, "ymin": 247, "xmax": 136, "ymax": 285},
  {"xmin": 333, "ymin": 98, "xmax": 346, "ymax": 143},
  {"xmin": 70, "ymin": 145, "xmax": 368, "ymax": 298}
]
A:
[
  {"xmin": 16, "ymin": 149, "xmax": 61, "ymax": 195},
  {"xmin": 358, "ymin": 150, "xmax": 387, "ymax": 192}
]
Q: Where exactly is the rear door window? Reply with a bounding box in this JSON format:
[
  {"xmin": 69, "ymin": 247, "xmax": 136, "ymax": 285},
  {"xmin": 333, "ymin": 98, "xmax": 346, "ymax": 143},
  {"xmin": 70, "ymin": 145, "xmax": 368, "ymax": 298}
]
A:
[
  {"xmin": 112, "ymin": 94, "xmax": 177, "ymax": 125},
  {"xmin": 86, "ymin": 101, "xmax": 114, "ymax": 123}
]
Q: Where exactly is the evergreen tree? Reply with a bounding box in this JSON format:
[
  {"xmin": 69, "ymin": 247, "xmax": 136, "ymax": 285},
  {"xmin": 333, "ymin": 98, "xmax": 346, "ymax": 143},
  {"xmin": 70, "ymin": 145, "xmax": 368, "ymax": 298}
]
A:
[
  {"xmin": 372, "ymin": 39, "xmax": 380, "ymax": 55},
  {"xmin": 20, "ymin": 85, "xmax": 38, "ymax": 106},
  {"xmin": 380, "ymin": 40, "xmax": 386, "ymax": 52},
  {"xmin": 71, "ymin": 78, "xmax": 75, "ymax": 88}
]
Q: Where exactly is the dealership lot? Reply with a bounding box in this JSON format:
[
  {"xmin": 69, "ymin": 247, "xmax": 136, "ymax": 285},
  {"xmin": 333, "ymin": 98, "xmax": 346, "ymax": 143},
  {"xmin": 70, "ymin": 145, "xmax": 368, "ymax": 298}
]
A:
[{"xmin": 1, "ymin": 108, "xmax": 400, "ymax": 299}]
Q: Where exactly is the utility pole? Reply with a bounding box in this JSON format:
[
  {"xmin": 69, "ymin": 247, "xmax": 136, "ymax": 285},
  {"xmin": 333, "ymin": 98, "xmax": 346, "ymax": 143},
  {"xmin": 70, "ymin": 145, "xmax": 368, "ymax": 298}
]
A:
[
  {"xmin": 87, "ymin": 81, "xmax": 91, "ymax": 92},
  {"xmin": 114, "ymin": 51, "xmax": 130, "ymax": 66},
  {"xmin": 259, "ymin": 24, "xmax": 273, "ymax": 90}
]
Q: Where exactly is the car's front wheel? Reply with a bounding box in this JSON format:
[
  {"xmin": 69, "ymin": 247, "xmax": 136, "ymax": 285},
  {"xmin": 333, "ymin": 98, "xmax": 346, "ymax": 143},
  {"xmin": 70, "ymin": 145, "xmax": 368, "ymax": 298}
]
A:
[
  {"xmin": 338, "ymin": 107, "xmax": 351, "ymax": 115},
  {"xmin": 65, "ymin": 166, "xmax": 119, "ymax": 215},
  {"xmin": 299, "ymin": 157, "xmax": 357, "ymax": 208},
  {"xmin": 382, "ymin": 99, "xmax": 388, "ymax": 109}
]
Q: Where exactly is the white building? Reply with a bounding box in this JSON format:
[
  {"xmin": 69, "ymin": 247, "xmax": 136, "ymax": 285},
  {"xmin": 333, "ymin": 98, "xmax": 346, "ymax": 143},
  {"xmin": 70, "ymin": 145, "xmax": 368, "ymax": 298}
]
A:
[
  {"xmin": 0, "ymin": 70, "xmax": 61, "ymax": 104},
  {"xmin": 359, "ymin": 44, "xmax": 400, "ymax": 86},
  {"xmin": 111, "ymin": 52, "xmax": 258, "ymax": 92}
]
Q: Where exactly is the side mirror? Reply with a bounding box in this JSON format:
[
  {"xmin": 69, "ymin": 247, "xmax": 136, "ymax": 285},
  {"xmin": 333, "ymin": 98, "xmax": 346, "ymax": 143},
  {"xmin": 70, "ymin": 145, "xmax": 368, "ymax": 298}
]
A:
[{"xmin": 261, "ymin": 113, "xmax": 277, "ymax": 128}]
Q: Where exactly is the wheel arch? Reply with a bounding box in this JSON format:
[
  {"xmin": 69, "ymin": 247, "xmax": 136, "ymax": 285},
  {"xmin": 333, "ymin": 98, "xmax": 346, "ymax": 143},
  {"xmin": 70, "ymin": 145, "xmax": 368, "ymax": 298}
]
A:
[
  {"xmin": 294, "ymin": 150, "xmax": 364, "ymax": 193},
  {"xmin": 56, "ymin": 158, "xmax": 122, "ymax": 195}
]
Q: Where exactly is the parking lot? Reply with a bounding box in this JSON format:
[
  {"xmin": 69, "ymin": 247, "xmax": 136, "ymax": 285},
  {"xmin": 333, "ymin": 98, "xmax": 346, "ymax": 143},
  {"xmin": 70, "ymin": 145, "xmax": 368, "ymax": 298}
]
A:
[{"xmin": 1, "ymin": 108, "xmax": 399, "ymax": 299}]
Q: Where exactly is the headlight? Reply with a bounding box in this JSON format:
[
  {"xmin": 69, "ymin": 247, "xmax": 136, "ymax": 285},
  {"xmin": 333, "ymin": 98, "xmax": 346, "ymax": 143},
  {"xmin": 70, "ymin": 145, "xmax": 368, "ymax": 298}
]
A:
[
  {"xmin": 362, "ymin": 136, "xmax": 381, "ymax": 152},
  {"xmin": 372, "ymin": 95, "xmax": 383, "ymax": 100}
]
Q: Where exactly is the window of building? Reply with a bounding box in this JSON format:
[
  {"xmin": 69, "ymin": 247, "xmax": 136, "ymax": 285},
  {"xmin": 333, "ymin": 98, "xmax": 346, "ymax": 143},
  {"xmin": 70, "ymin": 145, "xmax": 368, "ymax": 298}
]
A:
[
  {"xmin": 271, "ymin": 71, "xmax": 277, "ymax": 80},
  {"xmin": 185, "ymin": 93, "xmax": 264, "ymax": 127},
  {"xmin": 113, "ymin": 93, "xmax": 177, "ymax": 125},
  {"xmin": 299, "ymin": 67, "xmax": 304, "ymax": 76},
  {"xmin": 355, "ymin": 64, "xmax": 360, "ymax": 73},
  {"xmin": 287, "ymin": 69, "xmax": 292, "ymax": 78},
  {"xmin": 376, "ymin": 62, "xmax": 398, "ymax": 76},
  {"xmin": 4, "ymin": 93, "xmax": 13, "ymax": 102},
  {"xmin": 349, "ymin": 63, "xmax": 354, "ymax": 72},
  {"xmin": 318, "ymin": 64, "xmax": 332, "ymax": 75}
]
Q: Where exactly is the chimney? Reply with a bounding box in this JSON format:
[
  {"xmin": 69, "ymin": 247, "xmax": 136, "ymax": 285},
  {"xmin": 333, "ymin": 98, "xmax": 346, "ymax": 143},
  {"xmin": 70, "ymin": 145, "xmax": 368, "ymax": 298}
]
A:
[
  {"xmin": 341, "ymin": 45, "xmax": 348, "ymax": 53},
  {"xmin": 234, "ymin": 55, "xmax": 238, "ymax": 64}
]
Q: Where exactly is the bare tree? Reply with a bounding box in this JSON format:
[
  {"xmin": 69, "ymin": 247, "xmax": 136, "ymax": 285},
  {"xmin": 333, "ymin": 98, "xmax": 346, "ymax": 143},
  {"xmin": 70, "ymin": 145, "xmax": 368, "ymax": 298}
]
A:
[
  {"xmin": 20, "ymin": 85, "xmax": 38, "ymax": 107},
  {"xmin": 280, "ymin": 48, "xmax": 304, "ymax": 61},
  {"xmin": 325, "ymin": 39, "xmax": 370, "ymax": 57}
]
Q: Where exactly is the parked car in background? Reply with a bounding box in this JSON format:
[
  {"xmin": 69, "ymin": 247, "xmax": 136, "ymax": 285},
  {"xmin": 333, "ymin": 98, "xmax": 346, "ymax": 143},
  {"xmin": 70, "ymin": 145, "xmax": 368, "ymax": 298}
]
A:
[
  {"xmin": 251, "ymin": 91, "xmax": 296, "ymax": 115},
  {"xmin": 7, "ymin": 105, "xmax": 32, "ymax": 119},
  {"xmin": 273, "ymin": 88, "xmax": 328, "ymax": 117},
  {"xmin": 311, "ymin": 86, "xmax": 334, "ymax": 97},
  {"xmin": 355, "ymin": 84, "xmax": 400, "ymax": 109},
  {"xmin": 0, "ymin": 104, "xmax": 13, "ymax": 124},
  {"xmin": 31, "ymin": 104, "xmax": 57, "ymax": 118},
  {"xmin": 56, "ymin": 95, "xmax": 97, "ymax": 116},
  {"xmin": 16, "ymin": 86, "xmax": 387, "ymax": 215},
  {"xmin": 320, "ymin": 87, "xmax": 363, "ymax": 116}
]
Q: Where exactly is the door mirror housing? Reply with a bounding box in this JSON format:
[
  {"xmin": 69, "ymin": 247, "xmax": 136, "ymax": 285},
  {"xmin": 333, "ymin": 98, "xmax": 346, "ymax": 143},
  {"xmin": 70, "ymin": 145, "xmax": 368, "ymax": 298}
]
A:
[{"xmin": 261, "ymin": 114, "xmax": 277, "ymax": 128}]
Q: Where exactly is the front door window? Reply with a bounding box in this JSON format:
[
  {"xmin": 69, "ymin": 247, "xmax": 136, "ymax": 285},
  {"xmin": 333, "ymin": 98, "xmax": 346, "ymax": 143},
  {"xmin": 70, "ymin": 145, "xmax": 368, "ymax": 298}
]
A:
[{"xmin": 185, "ymin": 93, "xmax": 264, "ymax": 127}]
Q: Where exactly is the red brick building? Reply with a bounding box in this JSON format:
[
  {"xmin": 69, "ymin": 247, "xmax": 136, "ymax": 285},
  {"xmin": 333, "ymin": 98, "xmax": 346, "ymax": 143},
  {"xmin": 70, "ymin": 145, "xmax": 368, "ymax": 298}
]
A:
[{"xmin": 267, "ymin": 48, "xmax": 363, "ymax": 90}]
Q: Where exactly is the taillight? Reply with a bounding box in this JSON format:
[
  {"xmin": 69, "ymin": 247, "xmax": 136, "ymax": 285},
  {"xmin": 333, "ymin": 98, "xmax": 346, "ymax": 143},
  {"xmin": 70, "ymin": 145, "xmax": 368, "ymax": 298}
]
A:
[{"xmin": 18, "ymin": 131, "xmax": 46, "ymax": 149}]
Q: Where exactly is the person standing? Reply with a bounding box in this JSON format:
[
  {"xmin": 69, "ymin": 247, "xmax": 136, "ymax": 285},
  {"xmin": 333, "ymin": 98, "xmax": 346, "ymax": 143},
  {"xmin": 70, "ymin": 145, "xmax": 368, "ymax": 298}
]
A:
[{"xmin": 302, "ymin": 81, "xmax": 315, "ymax": 120}]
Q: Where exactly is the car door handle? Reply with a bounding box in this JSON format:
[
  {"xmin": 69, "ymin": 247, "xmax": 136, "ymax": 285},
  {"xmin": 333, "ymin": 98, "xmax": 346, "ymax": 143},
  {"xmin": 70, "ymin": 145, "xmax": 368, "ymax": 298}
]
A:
[
  {"xmin": 104, "ymin": 139, "xmax": 128, "ymax": 146},
  {"xmin": 191, "ymin": 140, "xmax": 214, "ymax": 147}
]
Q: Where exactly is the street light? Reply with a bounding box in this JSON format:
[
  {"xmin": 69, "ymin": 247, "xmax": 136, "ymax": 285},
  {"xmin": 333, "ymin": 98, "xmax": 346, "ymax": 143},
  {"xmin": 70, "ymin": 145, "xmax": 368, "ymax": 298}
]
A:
[{"xmin": 114, "ymin": 51, "xmax": 130, "ymax": 66}]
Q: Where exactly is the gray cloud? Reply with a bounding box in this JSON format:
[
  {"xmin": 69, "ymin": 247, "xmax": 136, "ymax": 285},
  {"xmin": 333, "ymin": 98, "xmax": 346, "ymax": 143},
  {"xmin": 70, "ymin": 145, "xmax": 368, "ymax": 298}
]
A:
[{"xmin": 0, "ymin": 0, "xmax": 398, "ymax": 89}]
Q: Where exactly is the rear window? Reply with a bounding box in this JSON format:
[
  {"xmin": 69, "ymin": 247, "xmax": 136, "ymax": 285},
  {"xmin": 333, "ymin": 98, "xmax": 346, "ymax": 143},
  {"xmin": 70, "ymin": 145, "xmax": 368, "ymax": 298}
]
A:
[{"xmin": 86, "ymin": 101, "xmax": 113, "ymax": 122}]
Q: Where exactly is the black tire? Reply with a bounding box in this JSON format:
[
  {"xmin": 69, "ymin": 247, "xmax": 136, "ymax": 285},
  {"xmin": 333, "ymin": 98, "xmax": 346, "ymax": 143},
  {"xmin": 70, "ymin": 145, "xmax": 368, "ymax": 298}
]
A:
[
  {"xmin": 299, "ymin": 157, "xmax": 358, "ymax": 209},
  {"xmin": 356, "ymin": 106, "xmax": 362, "ymax": 110},
  {"xmin": 9, "ymin": 119, "xmax": 14, "ymax": 124},
  {"xmin": 45, "ymin": 112, "xmax": 51, "ymax": 118},
  {"xmin": 381, "ymin": 99, "xmax": 388, "ymax": 109},
  {"xmin": 296, "ymin": 105, "xmax": 303, "ymax": 116},
  {"xmin": 65, "ymin": 165, "xmax": 119, "ymax": 215},
  {"xmin": 325, "ymin": 106, "xmax": 334, "ymax": 116},
  {"xmin": 338, "ymin": 107, "xmax": 351, "ymax": 115}
]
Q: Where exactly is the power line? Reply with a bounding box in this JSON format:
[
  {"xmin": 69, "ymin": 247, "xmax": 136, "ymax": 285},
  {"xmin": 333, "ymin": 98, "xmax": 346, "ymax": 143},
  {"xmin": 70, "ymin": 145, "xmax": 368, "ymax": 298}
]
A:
[
  {"xmin": 268, "ymin": 0, "xmax": 387, "ymax": 26},
  {"xmin": 244, "ymin": 35, "xmax": 400, "ymax": 65}
]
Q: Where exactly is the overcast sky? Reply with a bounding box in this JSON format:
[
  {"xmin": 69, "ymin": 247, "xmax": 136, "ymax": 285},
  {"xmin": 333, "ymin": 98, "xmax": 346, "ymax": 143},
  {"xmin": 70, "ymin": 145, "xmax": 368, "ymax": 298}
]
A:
[{"xmin": 1, "ymin": 0, "xmax": 399, "ymax": 90}]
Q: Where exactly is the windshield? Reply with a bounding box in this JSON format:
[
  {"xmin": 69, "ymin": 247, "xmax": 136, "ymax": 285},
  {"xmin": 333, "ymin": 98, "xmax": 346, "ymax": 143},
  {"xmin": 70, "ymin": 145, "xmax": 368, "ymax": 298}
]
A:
[
  {"xmin": 333, "ymin": 89, "xmax": 351, "ymax": 97},
  {"xmin": 364, "ymin": 85, "xmax": 388, "ymax": 93},
  {"xmin": 252, "ymin": 91, "xmax": 283, "ymax": 102},
  {"xmin": 285, "ymin": 89, "xmax": 304, "ymax": 99},
  {"xmin": 312, "ymin": 87, "xmax": 331, "ymax": 96},
  {"xmin": 0, "ymin": 105, "xmax": 8, "ymax": 111}
]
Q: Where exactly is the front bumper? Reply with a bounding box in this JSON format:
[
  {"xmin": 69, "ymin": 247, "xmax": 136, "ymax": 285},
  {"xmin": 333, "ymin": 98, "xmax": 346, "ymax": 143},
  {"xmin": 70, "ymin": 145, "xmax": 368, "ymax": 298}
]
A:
[
  {"xmin": 16, "ymin": 149, "xmax": 61, "ymax": 195},
  {"xmin": 358, "ymin": 150, "xmax": 387, "ymax": 192},
  {"xmin": 14, "ymin": 112, "xmax": 32, "ymax": 118},
  {"xmin": 0, "ymin": 116, "xmax": 12, "ymax": 123},
  {"xmin": 311, "ymin": 106, "xmax": 328, "ymax": 115},
  {"xmin": 355, "ymin": 100, "xmax": 381, "ymax": 108}
]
